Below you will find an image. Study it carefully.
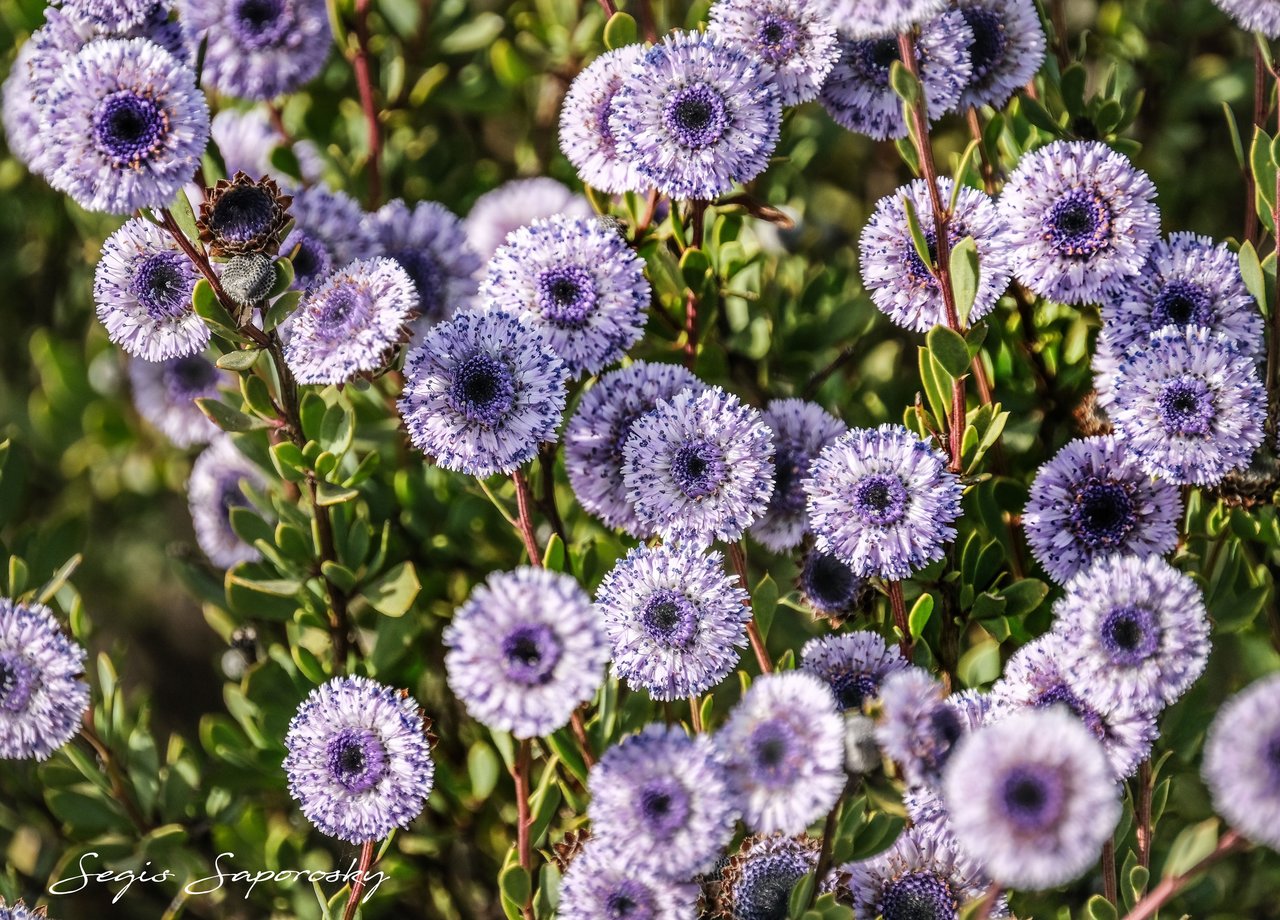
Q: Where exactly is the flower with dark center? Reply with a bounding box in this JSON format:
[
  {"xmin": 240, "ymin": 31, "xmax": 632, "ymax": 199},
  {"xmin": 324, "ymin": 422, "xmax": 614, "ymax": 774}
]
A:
[
  {"xmin": 875, "ymin": 668, "xmax": 969, "ymax": 786},
  {"xmin": 198, "ymin": 172, "xmax": 292, "ymax": 257},
  {"xmin": 464, "ymin": 177, "xmax": 593, "ymax": 260},
  {"xmin": 1204, "ymin": 673, "xmax": 1280, "ymax": 850},
  {"xmin": 830, "ymin": 0, "xmax": 947, "ymax": 37},
  {"xmin": 846, "ymin": 826, "xmax": 1001, "ymax": 920},
  {"xmin": 709, "ymin": 0, "xmax": 843, "ymax": 103},
  {"xmin": 749, "ymin": 399, "xmax": 847, "ymax": 552},
  {"xmin": 802, "ymin": 632, "xmax": 908, "ymax": 713},
  {"xmin": 558, "ymin": 837, "xmax": 698, "ymax": 919},
  {"xmin": 279, "ymin": 184, "xmax": 375, "ymax": 291},
  {"xmin": 0, "ymin": 598, "xmax": 89, "ymax": 761},
  {"xmin": 129, "ymin": 354, "xmax": 228, "ymax": 448},
  {"xmin": 187, "ymin": 438, "xmax": 266, "ymax": 568},
  {"xmin": 367, "ymin": 198, "xmax": 480, "ymax": 330},
  {"xmin": 559, "ymin": 45, "xmax": 648, "ymax": 194},
  {"xmin": 717, "ymin": 834, "xmax": 851, "ymax": 920},
  {"xmin": 1211, "ymin": 0, "xmax": 1280, "ymax": 37},
  {"xmin": 499, "ymin": 623, "xmax": 561, "ymax": 686},
  {"xmin": 797, "ymin": 550, "xmax": 867, "ymax": 622}
]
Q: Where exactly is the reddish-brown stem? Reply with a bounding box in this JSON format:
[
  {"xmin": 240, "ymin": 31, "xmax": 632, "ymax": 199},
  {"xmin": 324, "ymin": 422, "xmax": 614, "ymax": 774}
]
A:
[
  {"xmin": 342, "ymin": 840, "xmax": 378, "ymax": 920},
  {"xmin": 512, "ymin": 470, "xmax": 542, "ymax": 565},
  {"xmin": 689, "ymin": 697, "xmax": 704, "ymax": 732},
  {"xmin": 594, "ymin": 0, "xmax": 616, "ymax": 14},
  {"xmin": 964, "ymin": 107, "xmax": 1000, "ymax": 195},
  {"xmin": 1121, "ymin": 830, "xmax": 1245, "ymax": 920},
  {"xmin": 349, "ymin": 0, "xmax": 382, "ymax": 207},
  {"xmin": 808, "ymin": 782, "xmax": 851, "ymax": 909},
  {"xmin": 1048, "ymin": 0, "xmax": 1070, "ymax": 70},
  {"xmin": 81, "ymin": 714, "xmax": 148, "ymax": 832},
  {"xmin": 635, "ymin": 188, "xmax": 661, "ymax": 236},
  {"xmin": 512, "ymin": 739, "xmax": 535, "ymax": 920},
  {"xmin": 570, "ymin": 708, "xmax": 597, "ymax": 768},
  {"xmin": 1247, "ymin": 44, "xmax": 1266, "ymax": 246},
  {"xmin": 1136, "ymin": 759, "xmax": 1154, "ymax": 869},
  {"xmin": 973, "ymin": 883, "xmax": 1003, "ymax": 920},
  {"xmin": 886, "ymin": 580, "xmax": 913, "ymax": 659},
  {"xmin": 1101, "ymin": 837, "xmax": 1118, "ymax": 905},
  {"xmin": 727, "ymin": 541, "xmax": 773, "ymax": 673},
  {"xmin": 681, "ymin": 200, "xmax": 709, "ymax": 369}
]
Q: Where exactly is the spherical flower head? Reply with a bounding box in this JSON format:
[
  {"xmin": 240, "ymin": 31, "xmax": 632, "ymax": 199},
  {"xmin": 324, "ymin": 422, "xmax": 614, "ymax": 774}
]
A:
[
  {"xmin": 999, "ymin": 140, "xmax": 1160, "ymax": 305},
  {"xmin": 283, "ymin": 258, "xmax": 415, "ymax": 385},
  {"xmin": 179, "ymin": 0, "xmax": 331, "ymax": 100},
  {"xmin": 1110, "ymin": 326, "xmax": 1267, "ymax": 486},
  {"xmin": 282, "ymin": 676, "xmax": 434, "ymax": 844},
  {"xmin": 595, "ymin": 543, "xmax": 749, "ymax": 701},
  {"xmin": 94, "ymin": 217, "xmax": 208, "ymax": 361},
  {"xmin": 368, "ymin": 199, "xmax": 481, "ymax": 328},
  {"xmin": 0, "ymin": 899, "xmax": 52, "ymax": 920},
  {"xmin": 821, "ymin": 14, "xmax": 973, "ymax": 141},
  {"xmin": 558, "ymin": 837, "xmax": 699, "ymax": 920},
  {"xmin": 955, "ymin": 0, "xmax": 1046, "ymax": 111},
  {"xmin": 1023, "ymin": 435, "xmax": 1182, "ymax": 584},
  {"xmin": 716, "ymin": 670, "xmax": 846, "ymax": 834},
  {"xmin": 707, "ymin": 0, "xmax": 840, "ymax": 106},
  {"xmin": 846, "ymin": 826, "xmax": 1001, "ymax": 920},
  {"xmin": 3, "ymin": 43, "xmax": 43, "ymax": 170},
  {"xmin": 717, "ymin": 834, "xmax": 848, "ymax": 920},
  {"xmin": 588, "ymin": 724, "xmax": 738, "ymax": 879},
  {"xmin": 559, "ymin": 45, "xmax": 647, "ymax": 195},
  {"xmin": 129, "ymin": 353, "xmax": 229, "ymax": 448},
  {"xmin": 197, "ymin": 172, "xmax": 292, "ymax": 257},
  {"xmin": 480, "ymin": 216, "xmax": 649, "ymax": 376},
  {"xmin": 622, "ymin": 385, "xmax": 775, "ymax": 548},
  {"xmin": 1053, "ymin": 554, "xmax": 1210, "ymax": 716},
  {"xmin": 1211, "ymin": 0, "xmax": 1280, "ymax": 37},
  {"xmin": 943, "ymin": 707, "xmax": 1121, "ymax": 890},
  {"xmin": 802, "ymin": 631, "xmax": 909, "ymax": 713},
  {"xmin": 464, "ymin": 177, "xmax": 593, "ymax": 260},
  {"xmin": 859, "ymin": 177, "xmax": 1013, "ymax": 332},
  {"xmin": 804, "ymin": 424, "xmax": 963, "ymax": 581},
  {"xmin": 831, "ymin": 0, "xmax": 948, "ymax": 37},
  {"xmin": 797, "ymin": 550, "xmax": 868, "ymax": 621},
  {"xmin": 874, "ymin": 668, "xmax": 966, "ymax": 786},
  {"xmin": 609, "ymin": 30, "xmax": 782, "ymax": 202},
  {"xmin": 989, "ymin": 633, "xmax": 1158, "ymax": 779},
  {"xmin": 750, "ymin": 399, "xmax": 848, "ymax": 552},
  {"xmin": 0, "ymin": 598, "xmax": 89, "ymax": 761},
  {"xmin": 187, "ymin": 437, "xmax": 266, "ymax": 568},
  {"xmin": 398, "ymin": 310, "xmax": 568, "ymax": 477},
  {"xmin": 210, "ymin": 107, "xmax": 324, "ymax": 180},
  {"xmin": 1203, "ymin": 673, "xmax": 1280, "ymax": 850},
  {"xmin": 57, "ymin": 0, "xmax": 155, "ymax": 28},
  {"xmin": 282, "ymin": 184, "xmax": 376, "ymax": 291},
  {"xmin": 444, "ymin": 567, "xmax": 607, "ymax": 738},
  {"xmin": 44, "ymin": 37, "xmax": 209, "ymax": 214}
]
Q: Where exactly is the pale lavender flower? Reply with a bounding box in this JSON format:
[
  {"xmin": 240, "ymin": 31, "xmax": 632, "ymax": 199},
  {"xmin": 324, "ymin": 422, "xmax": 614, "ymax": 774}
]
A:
[
  {"xmin": 717, "ymin": 834, "xmax": 848, "ymax": 919},
  {"xmin": 846, "ymin": 826, "xmax": 1001, "ymax": 920},
  {"xmin": 830, "ymin": 0, "xmax": 948, "ymax": 38},
  {"xmin": 1203, "ymin": 673, "xmax": 1280, "ymax": 850},
  {"xmin": 955, "ymin": 0, "xmax": 1046, "ymax": 111},
  {"xmin": 187, "ymin": 437, "xmax": 266, "ymax": 568},
  {"xmin": 875, "ymin": 668, "xmax": 965, "ymax": 786},
  {"xmin": 558, "ymin": 838, "xmax": 699, "ymax": 920},
  {"xmin": 57, "ymin": 0, "xmax": 155, "ymax": 28},
  {"xmin": 368, "ymin": 199, "xmax": 480, "ymax": 328},
  {"xmin": 281, "ymin": 184, "xmax": 375, "ymax": 291},
  {"xmin": 801, "ymin": 631, "xmax": 909, "ymax": 712},
  {"xmin": 558, "ymin": 45, "xmax": 647, "ymax": 195},
  {"xmin": 750, "ymin": 398, "xmax": 847, "ymax": 552},
  {"xmin": 210, "ymin": 107, "xmax": 324, "ymax": 180},
  {"xmin": 1211, "ymin": 0, "xmax": 1280, "ymax": 37},
  {"xmin": 0, "ymin": 598, "xmax": 89, "ymax": 761},
  {"xmin": 708, "ymin": 0, "xmax": 840, "ymax": 106},
  {"xmin": 129, "ymin": 353, "xmax": 228, "ymax": 447},
  {"xmin": 2, "ymin": 43, "xmax": 41, "ymax": 169},
  {"xmin": 464, "ymin": 177, "xmax": 592, "ymax": 260}
]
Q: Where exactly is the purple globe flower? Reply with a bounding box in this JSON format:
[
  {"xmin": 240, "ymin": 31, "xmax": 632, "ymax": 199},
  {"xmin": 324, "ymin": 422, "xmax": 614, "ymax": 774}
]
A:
[
  {"xmin": 942, "ymin": 708, "xmax": 1121, "ymax": 890},
  {"xmin": 798, "ymin": 550, "xmax": 867, "ymax": 621},
  {"xmin": 283, "ymin": 676, "xmax": 434, "ymax": 844},
  {"xmin": 609, "ymin": 30, "xmax": 782, "ymax": 201},
  {"xmin": 367, "ymin": 199, "xmax": 481, "ymax": 329},
  {"xmin": 588, "ymin": 724, "xmax": 738, "ymax": 879},
  {"xmin": 480, "ymin": 216, "xmax": 649, "ymax": 376},
  {"xmin": 804, "ymin": 424, "xmax": 963, "ymax": 581},
  {"xmin": 129, "ymin": 353, "xmax": 228, "ymax": 448},
  {"xmin": 0, "ymin": 899, "xmax": 52, "ymax": 920},
  {"xmin": 43, "ymin": 37, "xmax": 209, "ymax": 214},
  {"xmin": 1023, "ymin": 435, "xmax": 1182, "ymax": 585},
  {"xmin": 565, "ymin": 361, "xmax": 704, "ymax": 535},
  {"xmin": 707, "ymin": 0, "xmax": 840, "ymax": 106},
  {"xmin": 558, "ymin": 45, "xmax": 647, "ymax": 195},
  {"xmin": 875, "ymin": 668, "xmax": 967, "ymax": 786},
  {"xmin": 830, "ymin": 0, "xmax": 948, "ymax": 37},
  {"xmin": 821, "ymin": 14, "xmax": 974, "ymax": 141},
  {"xmin": 716, "ymin": 670, "xmax": 846, "ymax": 834},
  {"xmin": 187, "ymin": 437, "xmax": 266, "ymax": 568},
  {"xmin": 281, "ymin": 184, "xmax": 375, "ymax": 291},
  {"xmin": 955, "ymin": 0, "xmax": 1046, "ymax": 111},
  {"xmin": 179, "ymin": 0, "xmax": 331, "ymax": 100},
  {"xmin": 444, "ymin": 567, "xmax": 607, "ymax": 738},
  {"xmin": 1053, "ymin": 554, "xmax": 1211, "ymax": 716},
  {"xmin": 94, "ymin": 217, "xmax": 207, "ymax": 361},
  {"xmin": 398, "ymin": 310, "xmax": 568, "ymax": 477},
  {"xmin": 464, "ymin": 177, "xmax": 592, "ymax": 260},
  {"xmin": 802, "ymin": 631, "xmax": 910, "ymax": 713},
  {"xmin": 999, "ymin": 140, "xmax": 1161, "ymax": 305},
  {"xmin": 1110, "ymin": 326, "xmax": 1267, "ymax": 487},
  {"xmin": 845, "ymin": 826, "xmax": 1001, "ymax": 920},
  {"xmin": 1203, "ymin": 673, "xmax": 1280, "ymax": 850},
  {"xmin": 595, "ymin": 543, "xmax": 749, "ymax": 701},
  {"xmin": 717, "ymin": 834, "xmax": 848, "ymax": 920},
  {"xmin": 558, "ymin": 837, "xmax": 699, "ymax": 920},
  {"xmin": 1211, "ymin": 0, "xmax": 1280, "ymax": 36},
  {"xmin": 622, "ymin": 385, "xmax": 775, "ymax": 548},
  {"xmin": 283, "ymin": 258, "xmax": 415, "ymax": 385},
  {"xmin": 58, "ymin": 0, "xmax": 157, "ymax": 27},
  {"xmin": 750, "ymin": 399, "xmax": 847, "ymax": 552},
  {"xmin": 211, "ymin": 107, "xmax": 324, "ymax": 180},
  {"xmin": 2, "ymin": 43, "xmax": 42, "ymax": 170},
  {"xmin": 859, "ymin": 177, "xmax": 1013, "ymax": 332},
  {"xmin": 0, "ymin": 598, "xmax": 89, "ymax": 761}
]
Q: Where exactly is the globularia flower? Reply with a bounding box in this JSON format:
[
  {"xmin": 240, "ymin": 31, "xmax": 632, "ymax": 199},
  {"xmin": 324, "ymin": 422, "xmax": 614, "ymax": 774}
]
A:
[
  {"xmin": 368, "ymin": 199, "xmax": 481, "ymax": 328},
  {"xmin": 622, "ymin": 386, "xmax": 775, "ymax": 548},
  {"xmin": 943, "ymin": 708, "xmax": 1121, "ymax": 890},
  {"xmin": 283, "ymin": 258, "xmax": 415, "ymax": 385},
  {"xmin": 609, "ymin": 30, "xmax": 782, "ymax": 201},
  {"xmin": 282, "ymin": 676, "xmax": 434, "ymax": 844},
  {"xmin": 859, "ymin": 177, "xmax": 1012, "ymax": 332},
  {"xmin": 805, "ymin": 424, "xmax": 964, "ymax": 581},
  {"xmin": 398, "ymin": 310, "xmax": 568, "ymax": 477},
  {"xmin": 444, "ymin": 567, "xmax": 607, "ymax": 738},
  {"xmin": 44, "ymin": 38, "xmax": 209, "ymax": 214},
  {"xmin": 94, "ymin": 217, "xmax": 207, "ymax": 361},
  {"xmin": 750, "ymin": 399, "xmax": 847, "ymax": 552},
  {"xmin": 955, "ymin": 0, "xmax": 1046, "ymax": 111},
  {"xmin": 1053, "ymin": 554, "xmax": 1210, "ymax": 716},
  {"xmin": 187, "ymin": 437, "xmax": 266, "ymax": 568},
  {"xmin": 0, "ymin": 898, "xmax": 51, "ymax": 920},
  {"xmin": 846, "ymin": 826, "xmax": 1000, "ymax": 920},
  {"xmin": 2, "ymin": 44, "xmax": 41, "ymax": 170},
  {"xmin": 0, "ymin": 598, "xmax": 89, "ymax": 761},
  {"xmin": 830, "ymin": 0, "xmax": 948, "ymax": 38},
  {"xmin": 564, "ymin": 361, "xmax": 703, "ymax": 535},
  {"xmin": 999, "ymin": 140, "xmax": 1160, "ymax": 304},
  {"xmin": 129, "ymin": 354, "xmax": 228, "ymax": 448},
  {"xmin": 1203, "ymin": 673, "xmax": 1280, "ymax": 850},
  {"xmin": 197, "ymin": 172, "xmax": 292, "ymax": 258},
  {"xmin": 802, "ymin": 631, "xmax": 909, "ymax": 713},
  {"xmin": 281, "ymin": 184, "xmax": 375, "ymax": 291},
  {"xmin": 875, "ymin": 668, "xmax": 965, "ymax": 786},
  {"xmin": 716, "ymin": 671, "xmax": 846, "ymax": 834},
  {"xmin": 558, "ymin": 837, "xmax": 699, "ymax": 920},
  {"xmin": 821, "ymin": 14, "xmax": 974, "ymax": 141},
  {"xmin": 595, "ymin": 543, "xmax": 749, "ymax": 701},
  {"xmin": 1023, "ymin": 435, "xmax": 1182, "ymax": 584},
  {"xmin": 707, "ymin": 0, "xmax": 840, "ymax": 106},
  {"xmin": 179, "ymin": 0, "xmax": 331, "ymax": 100},
  {"xmin": 1211, "ymin": 0, "xmax": 1280, "ymax": 37},
  {"xmin": 797, "ymin": 550, "xmax": 868, "ymax": 621},
  {"xmin": 558, "ymin": 45, "xmax": 647, "ymax": 195},
  {"xmin": 1110, "ymin": 326, "xmax": 1267, "ymax": 486},
  {"xmin": 58, "ymin": 0, "xmax": 155, "ymax": 28},
  {"xmin": 210, "ymin": 107, "xmax": 324, "ymax": 180},
  {"xmin": 588, "ymin": 724, "xmax": 738, "ymax": 878},
  {"xmin": 716, "ymin": 834, "xmax": 844, "ymax": 920},
  {"xmin": 480, "ymin": 216, "xmax": 649, "ymax": 376},
  {"xmin": 464, "ymin": 177, "xmax": 593, "ymax": 260}
]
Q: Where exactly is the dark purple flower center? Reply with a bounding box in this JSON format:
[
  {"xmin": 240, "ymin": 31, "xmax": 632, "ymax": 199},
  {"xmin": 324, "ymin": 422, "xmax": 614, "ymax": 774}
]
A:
[
  {"xmin": 500, "ymin": 623, "xmax": 561, "ymax": 686},
  {"xmin": 315, "ymin": 286, "xmax": 370, "ymax": 339},
  {"xmin": 662, "ymin": 83, "xmax": 728, "ymax": 150},
  {"xmin": 1069, "ymin": 476, "xmax": 1136, "ymax": 550},
  {"xmin": 961, "ymin": 6, "xmax": 1009, "ymax": 83},
  {"xmin": 324, "ymin": 726, "xmax": 389, "ymax": 793},
  {"xmin": 218, "ymin": 478, "xmax": 250, "ymax": 523},
  {"xmin": 880, "ymin": 871, "xmax": 956, "ymax": 920},
  {"xmin": 232, "ymin": 0, "xmax": 291, "ymax": 48},
  {"xmin": 902, "ymin": 230, "xmax": 940, "ymax": 285},
  {"xmin": 1036, "ymin": 682, "xmax": 1106, "ymax": 738},
  {"xmin": 802, "ymin": 552, "xmax": 861, "ymax": 614},
  {"xmin": 131, "ymin": 251, "xmax": 195, "ymax": 321},
  {"xmin": 1044, "ymin": 189, "xmax": 1113, "ymax": 258},
  {"xmin": 450, "ymin": 352, "xmax": 516, "ymax": 426},
  {"xmin": 209, "ymin": 186, "xmax": 278, "ymax": 243},
  {"xmin": 852, "ymin": 474, "xmax": 909, "ymax": 526},
  {"xmin": 392, "ymin": 249, "xmax": 445, "ymax": 320},
  {"xmin": 755, "ymin": 13, "xmax": 800, "ymax": 62},
  {"xmin": 827, "ymin": 668, "xmax": 880, "ymax": 712},
  {"xmin": 163, "ymin": 355, "xmax": 220, "ymax": 400},
  {"xmin": 925, "ymin": 706, "xmax": 964, "ymax": 772},
  {"xmin": 848, "ymin": 37, "xmax": 901, "ymax": 82},
  {"xmin": 636, "ymin": 776, "xmax": 692, "ymax": 838},
  {"xmin": 748, "ymin": 719, "xmax": 801, "ymax": 784},
  {"xmin": 671, "ymin": 440, "xmax": 727, "ymax": 499},
  {"xmin": 1151, "ymin": 279, "xmax": 1214, "ymax": 328},
  {"xmin": 287, "ymin": 234, "xmax": 333, "ymax": 290},
  {"xmin": 998, "ymin": 763, "xmax": 1065, "ymax": 832},
  {"xmin": 1157, "ymin": 376, "xmax": 1214, "ymax": 436},
  {"xmin": 0, "ymin": 652, "xmax": 39, "ymax": 713},
  {"xmin": 604, "ymin": 880, "xmax": 655, "ymax": 919},
  {"xmin": 1099, "ymin": 604, "xmax": 1161, "ymax": 667},
  {"xmin": 1265, "ymin": 733, "xmax": 1280, "ymax": 788},
  {"xmin": 735, "ymin": 852, "xmax": 810, "ymax": 920},
  {"xmin": 769, "ymin": 446, "xmax": 809, "ymax": 515},
  {"xmin": 93, "ymin": 90, "xmax": 167, "ymax": 167},
  {"xmin": 639, "ymin": 589, "xmax": 699, "ymax": 648},
  {"xmin": 536, "ymin": 265, "xmax": 597, "ymax": 328}
]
